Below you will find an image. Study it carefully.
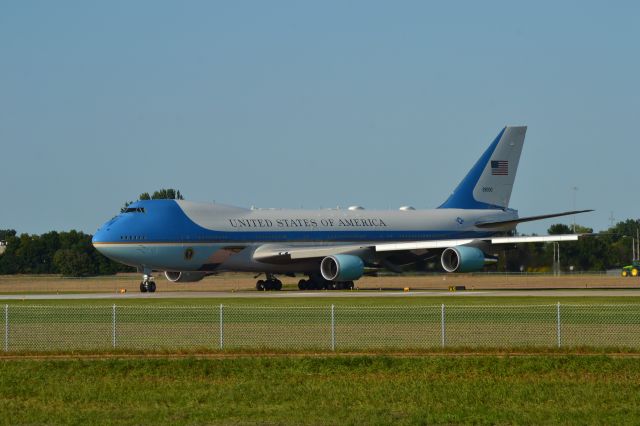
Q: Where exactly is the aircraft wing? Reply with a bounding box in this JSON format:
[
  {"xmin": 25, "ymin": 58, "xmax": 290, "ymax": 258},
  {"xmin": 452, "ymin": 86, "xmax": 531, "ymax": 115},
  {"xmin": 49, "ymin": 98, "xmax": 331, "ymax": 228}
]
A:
[{"xmin": 253, "ymin": 234, "xmax": 581, "ymax": 262}]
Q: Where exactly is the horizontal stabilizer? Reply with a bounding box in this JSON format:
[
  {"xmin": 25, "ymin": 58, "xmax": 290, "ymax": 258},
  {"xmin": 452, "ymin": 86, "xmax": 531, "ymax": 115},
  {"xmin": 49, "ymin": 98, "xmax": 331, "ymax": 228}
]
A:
[{"xmin": 475, "ymin": 210, "xmax": 594, "ymax": 228}]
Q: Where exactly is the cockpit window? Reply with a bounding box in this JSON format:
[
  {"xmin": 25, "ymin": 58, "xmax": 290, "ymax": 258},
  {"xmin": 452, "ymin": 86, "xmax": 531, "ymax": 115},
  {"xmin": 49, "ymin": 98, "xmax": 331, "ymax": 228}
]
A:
[{"xmin": 123, "ymin": 207, "xmax": 145, "ymax": 213}]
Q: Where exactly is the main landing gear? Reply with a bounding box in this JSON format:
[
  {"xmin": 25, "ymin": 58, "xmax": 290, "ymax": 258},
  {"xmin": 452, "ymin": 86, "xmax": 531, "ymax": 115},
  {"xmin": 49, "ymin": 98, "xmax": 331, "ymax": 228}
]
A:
[
  {"xmin": 256, "ymin": 273, "xmax": 283, "ymax": 291},
  {"xmin": 298, "ymin": 276, "xmax": 354, "ymax": 291},
  {"xmin": 140, "ymin": 274, "xmax": 156, "ymax": 293},
  {"xmin": 254, "ymin": 274, "xmax": 355, "ymax": 291}
]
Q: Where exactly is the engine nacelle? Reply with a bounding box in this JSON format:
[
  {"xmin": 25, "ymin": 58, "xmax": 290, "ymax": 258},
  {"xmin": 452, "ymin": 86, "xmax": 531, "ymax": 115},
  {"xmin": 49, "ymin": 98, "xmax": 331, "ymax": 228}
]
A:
[
  {"xmin": 320, "ymin": 255, "xmax": 364, "ymax": 281},
  {"xmin": 164, "ymin": 271, "xmax": 207, "ymax": 283},
  {"xmin": 440, "ymin": 246, "xmax": 488, "ymax": 273}
]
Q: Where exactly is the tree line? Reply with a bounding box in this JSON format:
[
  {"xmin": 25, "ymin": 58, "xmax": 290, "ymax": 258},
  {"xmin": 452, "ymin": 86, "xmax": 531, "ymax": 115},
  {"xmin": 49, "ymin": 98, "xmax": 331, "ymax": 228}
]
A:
[
  {"xmin": 496, "ymin": 219, "xmax": 640, "ymax": 272},
  {"xmin": 0, "ymin": 229, "xmax": 132, "ymax": 276}
]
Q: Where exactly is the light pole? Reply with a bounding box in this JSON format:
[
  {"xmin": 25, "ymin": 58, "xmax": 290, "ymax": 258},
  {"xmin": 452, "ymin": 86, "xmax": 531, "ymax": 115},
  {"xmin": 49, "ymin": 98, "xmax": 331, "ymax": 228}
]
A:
[
  {"xmin": 622, "ymin": 234, "xmax": 638, "ymax": 262},
  {"xmin": 571, "ymin": 186, "xmax": 578, "ymax": 233},
  {"xmin": 552, "ymin": 242, "xmax": 560, "ymax": 276}
]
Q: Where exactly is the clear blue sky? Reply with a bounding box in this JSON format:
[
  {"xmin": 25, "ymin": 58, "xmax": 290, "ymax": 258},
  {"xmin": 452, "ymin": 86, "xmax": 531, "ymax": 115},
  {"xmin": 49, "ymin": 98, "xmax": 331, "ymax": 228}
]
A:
[{"xmin": 1, "ymin": 1, "xmax": 638, "ymax": 235}]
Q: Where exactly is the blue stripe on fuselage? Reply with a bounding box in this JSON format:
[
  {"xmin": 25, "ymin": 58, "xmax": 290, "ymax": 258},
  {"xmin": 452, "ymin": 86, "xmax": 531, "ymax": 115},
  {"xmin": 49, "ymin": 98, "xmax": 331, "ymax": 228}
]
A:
[{"xmin": 92, "ymin": 200, "xmax": 497, "ymax": 244}]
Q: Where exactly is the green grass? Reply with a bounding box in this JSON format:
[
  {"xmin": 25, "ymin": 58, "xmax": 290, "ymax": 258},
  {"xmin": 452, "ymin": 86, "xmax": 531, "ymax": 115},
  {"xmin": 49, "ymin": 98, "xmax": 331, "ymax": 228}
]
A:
[
  {"xmin": 1, "ymin": 355, "xmax": 640, "ymax": 425},
  {"xmin": 2, "ymin": 299, "xmax": 640, "ymax": 351}
]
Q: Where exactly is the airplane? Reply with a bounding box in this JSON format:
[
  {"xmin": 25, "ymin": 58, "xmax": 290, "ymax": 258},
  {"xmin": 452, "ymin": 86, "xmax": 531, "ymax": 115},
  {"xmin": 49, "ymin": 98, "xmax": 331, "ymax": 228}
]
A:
[{"xmin": 92, "ymin": 126, "xmax": 592, "ymax": 292}]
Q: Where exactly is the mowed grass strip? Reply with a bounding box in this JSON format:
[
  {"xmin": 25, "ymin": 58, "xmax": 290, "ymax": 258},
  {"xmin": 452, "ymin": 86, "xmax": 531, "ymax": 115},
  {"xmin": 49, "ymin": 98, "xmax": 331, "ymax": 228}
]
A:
[
  {"xmin": 3, "ymin": 304, "xmax": 640, "ymax": 351},
  {"xmin": 1, "ymin": 355, "xmax": 640, "ymax": 425}
]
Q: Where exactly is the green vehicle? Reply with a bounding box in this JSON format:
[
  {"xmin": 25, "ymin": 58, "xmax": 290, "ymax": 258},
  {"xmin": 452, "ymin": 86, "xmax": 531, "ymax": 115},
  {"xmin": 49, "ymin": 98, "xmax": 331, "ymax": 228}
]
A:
[{"xmin": 621, "ymin": 261, "xmax": 640, "ymax": 277}]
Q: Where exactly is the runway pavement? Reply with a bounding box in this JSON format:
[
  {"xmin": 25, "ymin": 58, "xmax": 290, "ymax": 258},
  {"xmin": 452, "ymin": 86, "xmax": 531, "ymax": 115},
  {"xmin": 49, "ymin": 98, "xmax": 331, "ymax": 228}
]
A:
[{"xmin": 1, "ymin": 288, "xmax": 640, "ymax": 300}]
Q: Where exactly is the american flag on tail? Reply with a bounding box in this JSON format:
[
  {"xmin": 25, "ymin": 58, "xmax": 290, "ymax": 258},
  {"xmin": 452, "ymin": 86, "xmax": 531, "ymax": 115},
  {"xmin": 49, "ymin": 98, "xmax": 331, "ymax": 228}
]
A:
[{"xmin": 491, "ymin": 160, "xmax": 508, "ymax": 176}]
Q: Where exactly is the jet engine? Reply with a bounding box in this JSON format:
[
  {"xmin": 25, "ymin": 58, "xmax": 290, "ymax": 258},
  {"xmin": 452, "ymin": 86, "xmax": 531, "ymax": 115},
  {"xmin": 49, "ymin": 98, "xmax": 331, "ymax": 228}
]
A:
[
  {"xmin": 440, "ymin": 246, "xmax": 493, "ymax": 273},
  {"xmin": 164, "ymin": 271, "xmax": 207, "ymax": 283},
  {"xmin": 320, "ymin": 254, "xmax": 364, "ymax": 281}
]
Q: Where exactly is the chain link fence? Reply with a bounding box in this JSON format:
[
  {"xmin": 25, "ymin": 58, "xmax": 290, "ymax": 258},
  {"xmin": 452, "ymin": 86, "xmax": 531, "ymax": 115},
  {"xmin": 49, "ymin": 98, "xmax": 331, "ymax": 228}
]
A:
[{"xmin": 2, "ymin": 304, "xmax": 640, "ymax": 352}]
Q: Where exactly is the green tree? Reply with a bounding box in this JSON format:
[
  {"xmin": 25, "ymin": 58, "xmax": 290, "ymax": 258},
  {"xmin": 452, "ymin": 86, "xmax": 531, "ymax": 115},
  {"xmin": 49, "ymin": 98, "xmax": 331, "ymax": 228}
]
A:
[
  {"xmin": 122, "ymin": 188, "xmax": 184, "ymax": 212},
  {"xmin": 0, "ymin": 229, "xmax": 16, "ymax": 241},
  {"xmin": 0, "ymin": 231, "xmax": 20, "ymax": 274},
  {"xmin": 548, "ymin": 224, "xmax": 573, "ymax": 235},
  {"xmin": 53, "ymin": 249, "xmax": 95, "ymax": 277},
  {"xmin": 601, "ymin": 219, "xmax": 640, "ymax": 267},
  {"xmin": 0, "ymin": 229, "xmax": 132, "ymax": 276},
  {"xmin": 14, "ymin": 234, "xmax": 49, "ymax": 273},
  {"xmin": 151, "ymin": 189, "xmax": 183, "ymax": 200},
  {"xmin": 545, "ymin": 223, "xmax": 610, "ymax": 272}
]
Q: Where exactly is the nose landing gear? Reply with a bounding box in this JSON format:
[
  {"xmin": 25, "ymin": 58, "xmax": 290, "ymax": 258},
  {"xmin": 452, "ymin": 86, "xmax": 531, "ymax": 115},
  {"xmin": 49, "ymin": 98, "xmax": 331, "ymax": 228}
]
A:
[{"xmin": 140, "ymin": 274, "xmax": 156, "ymax": 293}]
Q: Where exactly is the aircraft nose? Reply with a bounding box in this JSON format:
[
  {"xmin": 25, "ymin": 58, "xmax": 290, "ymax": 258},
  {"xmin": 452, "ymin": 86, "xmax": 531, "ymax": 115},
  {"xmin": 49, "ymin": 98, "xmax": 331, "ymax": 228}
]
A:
[
  {"xmin": 92, "ymin": 228, "xmax": 107, "ymax": 249},
  {"xmin": 92, "ymin": 220, "xmax": 116, "ymax": 247},
  {"xmin": 91, "ymin": 223, "xmax": 124, "ymax": 263}
]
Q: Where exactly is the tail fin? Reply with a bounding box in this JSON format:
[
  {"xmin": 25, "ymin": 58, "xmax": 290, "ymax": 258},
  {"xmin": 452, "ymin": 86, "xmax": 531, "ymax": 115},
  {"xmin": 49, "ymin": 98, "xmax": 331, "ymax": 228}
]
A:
[{"xmin": 439, "ymin": 126, "xmax": 526, "ymax": 210}]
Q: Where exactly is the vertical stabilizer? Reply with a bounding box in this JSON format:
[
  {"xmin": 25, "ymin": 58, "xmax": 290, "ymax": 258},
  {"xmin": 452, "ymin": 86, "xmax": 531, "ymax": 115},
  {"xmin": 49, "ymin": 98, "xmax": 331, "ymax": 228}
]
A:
[{"xmin": 439, "ymin": 126, "xmax": 526, "ymax": 210}]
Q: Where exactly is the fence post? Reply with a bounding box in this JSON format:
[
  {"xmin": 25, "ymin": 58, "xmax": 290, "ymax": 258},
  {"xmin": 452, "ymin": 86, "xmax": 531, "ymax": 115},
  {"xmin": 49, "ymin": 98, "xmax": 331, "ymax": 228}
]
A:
[
  {"xmin": 331, "ymin": 304, "xmax": 336, "ymax": 351},
  {"xmin": 441, "ymin": 304, "xmax": 446, "ymax": 348},
  {"xmin": 556, "ymin": 302, "xmax": 561, "ymax": 348},
  {"xmin": 112, "ymin": 304, "xmax": 116, "ymax": 349},
  {"xmin": 219, "ymin": 304, "xmax": 224, "ymax": 350},
  {"xmin": 4, "ymin": 304, "xmax": 7, "ymax": 352}
]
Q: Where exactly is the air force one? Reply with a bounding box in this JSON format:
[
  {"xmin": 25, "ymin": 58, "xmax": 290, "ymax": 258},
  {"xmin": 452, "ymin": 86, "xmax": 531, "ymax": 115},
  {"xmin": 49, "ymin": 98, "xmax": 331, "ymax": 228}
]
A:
[{"xmin": 92, "ymin": 126, "xmax": 592, "ymax": 292}]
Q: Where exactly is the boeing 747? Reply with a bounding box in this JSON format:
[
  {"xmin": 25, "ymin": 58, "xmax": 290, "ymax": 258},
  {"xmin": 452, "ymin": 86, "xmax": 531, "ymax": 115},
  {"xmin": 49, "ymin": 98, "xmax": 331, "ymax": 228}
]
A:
[{"xmin": 92, "ymin": 126, "xmax": 591, "ymax": 292}]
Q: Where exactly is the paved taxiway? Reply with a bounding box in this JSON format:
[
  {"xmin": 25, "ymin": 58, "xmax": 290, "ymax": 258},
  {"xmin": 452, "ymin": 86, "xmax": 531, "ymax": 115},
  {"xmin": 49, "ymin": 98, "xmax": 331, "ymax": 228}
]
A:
[{"xmin": 0, "ymin": 289, "xmax": 639, "ymax": 300}]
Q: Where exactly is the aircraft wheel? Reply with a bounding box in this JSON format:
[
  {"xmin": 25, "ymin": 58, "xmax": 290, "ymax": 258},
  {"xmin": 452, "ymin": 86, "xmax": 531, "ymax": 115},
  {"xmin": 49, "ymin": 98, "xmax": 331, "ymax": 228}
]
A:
[
  {"xmin": 345, "ymin": 281, "xmax": 354, "ymax": 290},
  {"xmin": 632, "ymin": 268, "xmax": 639, "ymax": 277},
  {"xmin": 274, "ymin": 280, "xmax": 283, "ymax": 291},
  {"xmin": 148, "ymin": 281, "xmax": 156, "ymax": 293},
  {"xmin": 256, "ymin": 280, "xmax": 265, "ymax": 291},
  {"xmin": 140, "ymin": 282, "xmax": 148, "ymax": 293}
]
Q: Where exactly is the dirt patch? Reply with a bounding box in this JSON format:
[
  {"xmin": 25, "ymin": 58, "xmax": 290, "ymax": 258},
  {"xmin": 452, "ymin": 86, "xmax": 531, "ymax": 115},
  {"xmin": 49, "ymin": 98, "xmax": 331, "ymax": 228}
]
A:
[{"xmin": 0, "ymin": 273, "xmax": 636, "ymax": 293}]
